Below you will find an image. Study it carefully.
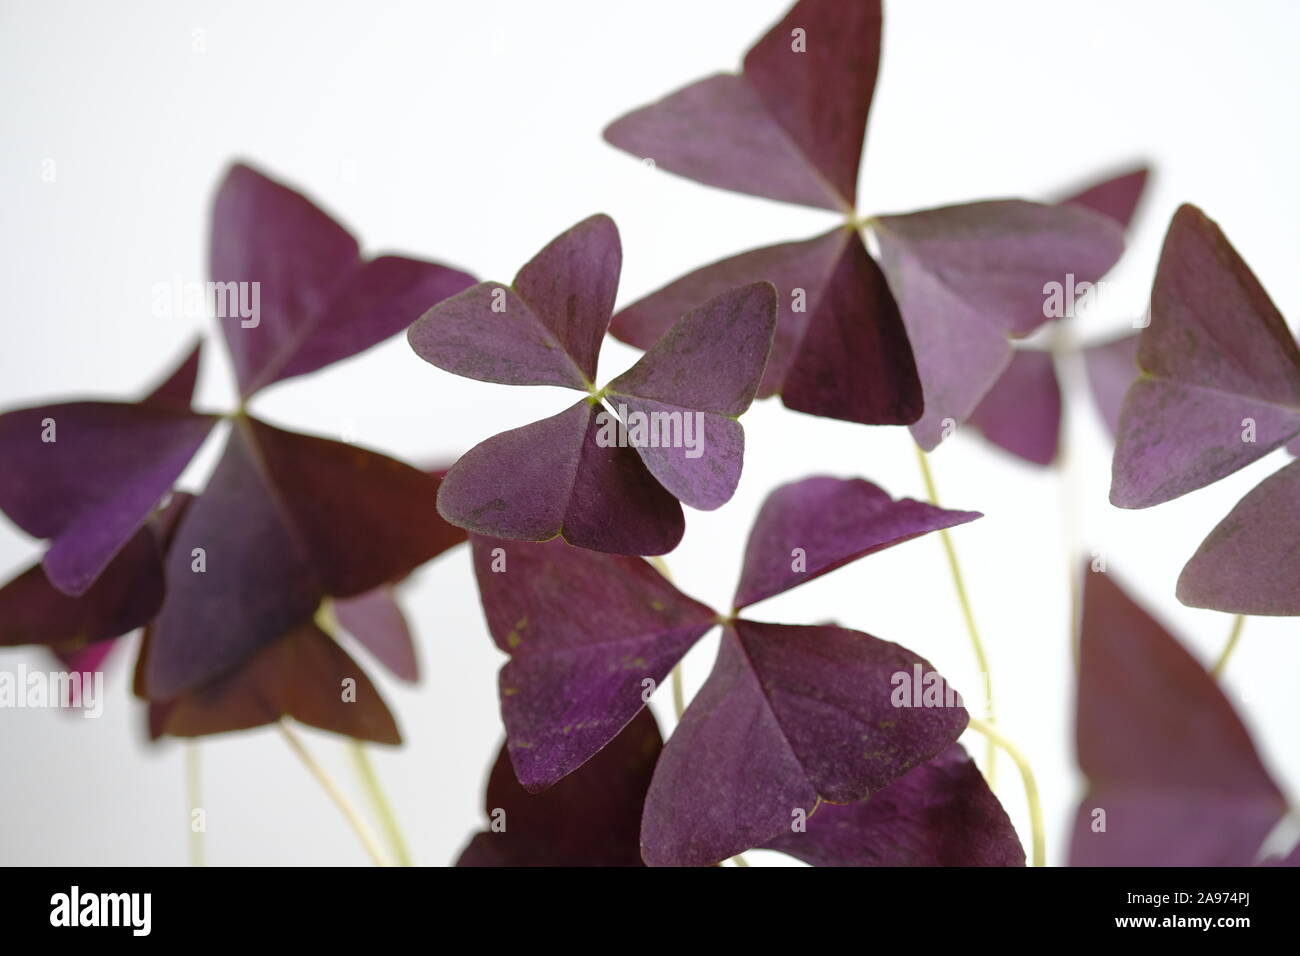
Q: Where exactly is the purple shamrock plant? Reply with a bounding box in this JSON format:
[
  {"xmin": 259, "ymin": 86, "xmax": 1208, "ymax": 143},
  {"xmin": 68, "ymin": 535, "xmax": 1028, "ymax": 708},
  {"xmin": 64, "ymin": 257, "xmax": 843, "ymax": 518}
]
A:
[
  {"xmin": 465, "ymin": 474, "xmax": 1026, "ymax": 866},
  {"xmin": 603, "ymin": 0, "xmax": 1127, "ymax": 451},
  {"xmin": 408, "ymin": 214, "xmax": 777, "ymax": 556},
  {"xmin": 1110, "ymin": 204, "xmax": 1300, "ymax": 615},
  {"xmin": 0, "ymin": 161, "xmax": 477, "ymax": 865}
]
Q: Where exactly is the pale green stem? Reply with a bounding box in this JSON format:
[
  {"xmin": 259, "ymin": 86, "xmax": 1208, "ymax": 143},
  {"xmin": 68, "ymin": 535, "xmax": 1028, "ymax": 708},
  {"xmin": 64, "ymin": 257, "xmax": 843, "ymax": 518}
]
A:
[
  {"xmin": 913, "ymin": 443, "xmax": 997, "ymax": 784},
  {"xmin": 279, "ymin": 721, "xmax": 390, "ymax": 866},
  {"xmin": 185, "ymin": 743, "xmax": 205, "ymax": 867},
  {"xmin": 349, "ymin": 740, "xmax": 414, "ymax": 866},
  {"xmin": 731, "ymin": 854, "xmax": 751, "ymax": 867},
  {"xmin": 1212, "ymin": 615, "xmax": 1246, "ymax": 679},
  {"xmin": 967, "ymin": 717, "xmax": 1044, "ymax": 867}
]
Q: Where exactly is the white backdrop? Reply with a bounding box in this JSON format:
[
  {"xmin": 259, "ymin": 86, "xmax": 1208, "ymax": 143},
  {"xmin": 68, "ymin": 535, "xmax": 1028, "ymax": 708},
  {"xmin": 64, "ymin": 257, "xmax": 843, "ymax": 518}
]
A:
[{"xmin": 2, "ymin": 0, "xmax": 1299, "ymax": 866}]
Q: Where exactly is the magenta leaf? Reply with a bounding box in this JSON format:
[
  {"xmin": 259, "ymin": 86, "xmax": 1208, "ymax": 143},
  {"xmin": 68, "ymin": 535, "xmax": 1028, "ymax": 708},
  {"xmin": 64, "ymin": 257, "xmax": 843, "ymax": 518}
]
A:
[
  {"xmin": 333, "ymin": 588, "xmax": 418, "ymax": 683},
  {"xmin": 1070, "ymin": 569, "xmax": 1286, "ymax": 866},
  {"xmin": 966, "ymin": 349, "xmax": 1062, "ymax": 466},
  {"xmin": 733, "ymin": 476, "xmax": 979, "ymax": 610},
  {"xmin": 212, "ymin": 162, "xmax": 473, "ymax": 397},
  {"xmin": 1177, "ymin": 459, "xmax": 1300, "ymax": 614},
  {"xmin": 1082, "ymin": 332, "xmax": 1139, "ymax": 438},
  {"xmin": 641, "ymin": 620, "xmax": 968, "ymax": 866},
  {"xmin": 605, "ymin": 282, "xmax": 777, "ymax": 509},
  {"xmin": 604, "ymin": 0, "xmax": 879, "ymax": 212},
  {"xmin": 1111, "ymin": 204, "xmax": 1300, "ymax": 508},
  {"xmin": 470, "ymin": 535, "xmax": 715, "ymax": 792},
  {"xmin": 874, "ymin": 200, "xmax": 1124, "ymax": 450},
  {"xmin": 457, "ymin": 708, "xmax": 662, "ymax": 867},
  {"xmin": 765, "ymin": 744, "xmax": 1024, "ymax": 866}
]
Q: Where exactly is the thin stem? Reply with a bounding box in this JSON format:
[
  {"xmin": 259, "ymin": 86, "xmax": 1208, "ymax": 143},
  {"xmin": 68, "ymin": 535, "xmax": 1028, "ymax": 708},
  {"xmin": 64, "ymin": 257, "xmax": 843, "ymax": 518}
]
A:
[
  {"xmin": 913, "ymin": 443, "xmax": 997, "ymax": 783},
  {"xmin": 185, "ymin": 743, "xmax": 205, "ymax": 867},
  {"xmin": 730, "ymin": 853, "xmax": 751, "ymax": 867},
  {"xmin": 349, "ymin": 740, "xmax": 414, "ymax": 866},
  {"xmin": 278, "ymin": 721, "xmax": 390, "ymax": 867},
  {"xmin": 967, "ymin": 717, "xmax": 1044, "ymax": 867},
  {"xmin": 648, "ymin": 556, "xmax": 688, "ymax": 722},
  {"xmin": 1212, "ymin": 615, "xmax": 1246, "ymax": 679}
]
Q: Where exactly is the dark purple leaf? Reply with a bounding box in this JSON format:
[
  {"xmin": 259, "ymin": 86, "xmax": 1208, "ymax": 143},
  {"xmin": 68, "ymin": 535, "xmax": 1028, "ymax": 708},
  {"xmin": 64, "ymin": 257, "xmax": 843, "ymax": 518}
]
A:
[
  {"xmin": 966, "ymin": 349, "xmax": 1062, "ymax": 465},
  {"xmin": 611, "ymin": 229, "xmax": 921, "ymax": 425},
  {"xmin": 765, "ymin": 744, "xmax": 1024, "ymax": 866},
  {"xmin": 1060, "ymin": 166, "xmax": 1150, "ymax": 230},
  {"xmin": 457, "ymin": 708, "xmax": 662, "ymax": 867},
  {"xmin": 333, "ymin": 588, "xmax": 418, "ymax": 683},
  {"xmin": 150, "ymin": 622, "xmax": 401, "ymax": 744},
  {"xmin": 641, "ymin": 620, "xmax": 967, "ymax": 866},
  {"xmin": 141, "ymin": 338, "xmax": 204, "ymax": 410},
  {"xmin": 733, "ymin": 476, "xmax": 979, "ymax": 610},
  {"xmin": 1177, "ymin": 459, "xmax": 1300, "ymax": 614},
  {"xmin": 438, "ymin": 399, "xmax": 684, "ymax": 555},
  {"xmin": 0, "ymin": 525, "xmax": 163, "ymax": 648},
  {"xmin": 1082, "ymin": 332, "xmax": 1139, "ymax": 438},
  {"xmin": 873, "ymin": 200, "xmax": 1123, "ymax": 450},
  {"xmin": 212, "ymin": 162, "xmax": 472, "ymax": 397},
  {"xmin": 1110, "ymin": 205, "xmax": 1300, "ymax": 507},
  {"xmin": 470, "ymin": 535, "xmax": 716, "ymax": 792},
  {"xmin": 146, "ymin": 421, "xmax": 322, "ymax": 697},
  {"xmin": 245, "ymin": 416, "xmax": 465, "ymax": 596},
  {"xmin": 604, "ymin": 0, "xmax": 881, "ymax": 211},
  {"xmin": 1069, "ymin": 569, "xmax": 1286, "ymax": 866},
  {"xmin": 612, "ymin": 229, "xmax": 845, "ymax": 397},
  {"xmin": 409, "ymin": 215, "xmax": 617, "ymax": 388},
  {"xmin": 147, "ymin": 415, "xmax": 463, "ymax": 696},
  {"xmin": 605, "ymin": 282, "xmax": 776, "ymax": 509},
  {"xmin": 0, "ymin": 402, "xmax": 214, "ymax": 596}
]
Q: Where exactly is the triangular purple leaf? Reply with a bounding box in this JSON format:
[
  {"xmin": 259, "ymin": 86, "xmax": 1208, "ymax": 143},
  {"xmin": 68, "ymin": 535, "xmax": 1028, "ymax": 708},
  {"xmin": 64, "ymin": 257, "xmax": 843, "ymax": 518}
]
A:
[
  {"xmin": 765, "ymin": 744, "xmax": 1024, "ymax": 866},
  {"xmin": 873, "ymin": 200, "xmax": 1123, "ymax": 450},
  {"xmin": 733, "ymin": 476, "xmax": 979, "ymax": 610},
  {"xmin": 0, "ymin": 402, "xmax": 215, "ymax": 596},
  {"xmin": 457, "ymin": 708, "xmax": 662, "ymax": 867},
  {"xmin": 966, "ymin": 349, "xmax": 1062, "ymax": 466},
  {"xmin": 1069, "ymin": 569, "xmax": 1286, "ymax": 866},
  {"xmin": 1177, "ymin": 458, "xmax": 1300, "ymax": 614},
  {"xmin": 605, "ymin": 282, "xmax": 776, "ymax": 510},
  {"xmin": 603, "ymin": 0, "xmax": 880, "ymax": 211},
  {"xmin": 469, "ymin": 535, "xmax": 716, "ymax": 792},
  {"xmin": 641, "ymin": 620, "xmax": 967, "ymax": 866},
  {"xmin": 1082, "ymin": 332, "xmax": 1139, "ymax": 438},
  {"xmin": 1110, "ymin": 204, "xmax": 1300, "ymax": 507},
  {"xmin": 438, "ymin": 399, "xmax": 684, "ymax": 555},
  {"xmin": 333, "ymin": 587, "xmax": 418, "ymax": 683}
]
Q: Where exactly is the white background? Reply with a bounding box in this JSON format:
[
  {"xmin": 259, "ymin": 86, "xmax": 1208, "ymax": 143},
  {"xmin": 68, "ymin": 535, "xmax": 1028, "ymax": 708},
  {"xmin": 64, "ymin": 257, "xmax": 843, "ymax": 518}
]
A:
[{"xmin": 2, "ymin": 0, "xmax": 1299, "ymax": 866}]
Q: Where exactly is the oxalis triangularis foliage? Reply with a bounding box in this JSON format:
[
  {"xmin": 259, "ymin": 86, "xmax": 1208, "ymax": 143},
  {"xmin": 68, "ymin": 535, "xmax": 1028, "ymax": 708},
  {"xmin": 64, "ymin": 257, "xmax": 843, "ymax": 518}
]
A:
[{"xmin": 1, "ymin": 0, "xmax": 1296, "ymax": 870}]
